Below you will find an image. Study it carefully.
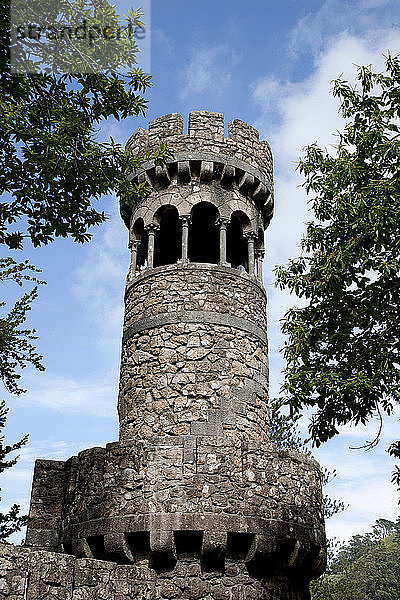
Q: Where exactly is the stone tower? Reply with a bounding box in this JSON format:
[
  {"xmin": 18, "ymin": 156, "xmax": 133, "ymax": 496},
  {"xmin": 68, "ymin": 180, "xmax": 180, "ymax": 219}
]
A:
[{"xmin": 0, "ymin": 112, "xmax": 326, "ymax": 600}]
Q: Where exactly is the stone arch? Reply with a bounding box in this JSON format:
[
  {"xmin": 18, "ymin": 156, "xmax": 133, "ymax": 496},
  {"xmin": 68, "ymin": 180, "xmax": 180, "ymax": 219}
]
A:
[
  {"xmin": 231, "ymin": 210, "xmax": 252, "ymax": 232},
  {"xmin": 153, "ymin": 205, "xmax": 181, "ymax": 267},
  {"xmin": 176, "ymin": 190, "xmax": 226, "ymax": 220},
  {"xmin": 132, "ymin": 217, "xmax": 144, "ymax": 241},
  {"xmin": 188, "ymin": 201, "xmax": 220, "ymax": 264}
]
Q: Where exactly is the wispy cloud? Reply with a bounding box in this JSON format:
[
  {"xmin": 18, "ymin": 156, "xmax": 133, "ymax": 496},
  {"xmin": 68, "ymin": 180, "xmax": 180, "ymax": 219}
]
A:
[
  {"xmin": 179, "ymin": 45, "xmax": 238, "ymax": 101},
  {"xmin": 288, "ymin": 0, "xmax": 397, "ymax": 60},
  {"xmin": 19, "ymin": 372, "xmax": 116, "ymax": 418},
  {"xmin": 323, "ymin": 453, "xmax": 398, "ymax": 542},
  {"xmin": 73, "ymin": 205, "xmax": 128, "ymax": 346},
  {"xmin": 153, "ymin": 27, "xmax": 174, "ymax": 55}
]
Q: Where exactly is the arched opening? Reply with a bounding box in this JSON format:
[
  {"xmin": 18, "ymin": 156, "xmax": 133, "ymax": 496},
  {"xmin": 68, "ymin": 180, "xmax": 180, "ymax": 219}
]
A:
[
  {"xmin": 227, "ymin": 211, "xmax": 249, "ymax": 270},
  {"xmin": 188, "ymin": 202, "xmax": 219, "ymax": 264},
  {"xmin": 154, "ymin": 206, "xmax": 181, "ymax": 267},
  {"xmin": 132, "ymin": 218, "xmax": 148, "ymax": 272}
]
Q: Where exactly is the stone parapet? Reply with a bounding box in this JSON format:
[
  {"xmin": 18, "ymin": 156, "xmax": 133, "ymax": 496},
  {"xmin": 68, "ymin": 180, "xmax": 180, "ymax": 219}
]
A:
[
  {"xmin": 121, "ymin": 112, "xmax": 274, "ymax": 229},
  {"xmin": 0, "ymin": 542, "xmax": 323, "ymax": 600},
  {"xmin": 126, "ymin": 112, "xmax": 273, "ymax": 181},
  {"xmin": 25, "ymin": 439, "xmax": 325, "ymax": 580}
]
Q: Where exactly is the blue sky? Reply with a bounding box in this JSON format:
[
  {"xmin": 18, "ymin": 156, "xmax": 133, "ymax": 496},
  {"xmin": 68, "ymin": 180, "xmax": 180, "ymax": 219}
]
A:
[{"xmin": 2, "ymin": 0, "xmax": 400, "ymax": 545}]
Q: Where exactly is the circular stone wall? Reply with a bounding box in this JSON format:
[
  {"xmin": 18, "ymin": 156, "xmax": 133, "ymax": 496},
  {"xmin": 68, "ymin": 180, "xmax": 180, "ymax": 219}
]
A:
[{"xmin": 118, "ymin": 264, "xmax": 269, "ymax": 443}]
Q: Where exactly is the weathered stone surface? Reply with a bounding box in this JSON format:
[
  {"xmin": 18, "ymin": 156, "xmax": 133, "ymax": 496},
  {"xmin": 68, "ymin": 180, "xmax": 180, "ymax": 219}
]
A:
[
  {"xmin": 2, "ymin": 112, "xmax": 326, "ymax": 600},
  {"xmin": 118, "ymin": 321, "xmax": 268, "ymax": 443},
  {"xmin": 0, "ymin": 544, "xmax": 318, "ymax": 600},
  {"xmin": 124, "ymin": 265, "xmax": 267, "ymax": 329},
  {"xmin": 126, "ymin": 111, "xmax": 273, "ymax": 185},
  {"xmin": 24, "ymin": 437, "xmax": 325, "ymax": 577}
]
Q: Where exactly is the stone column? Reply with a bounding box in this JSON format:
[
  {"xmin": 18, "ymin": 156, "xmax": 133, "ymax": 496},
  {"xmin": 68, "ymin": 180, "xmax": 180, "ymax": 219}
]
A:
[
  {"xmin": 217, "ymin": 218, "xmax": 230, "ymax": 266},
  {"xmin": 146, "ymin": 224, "xmax": 159, "ymax": 269},
  {"xmin": 255, "ymin": 248, "xmax": 265, "ymax": 282},
  {"xmin": 129, "ymin": 240, "xmax": 140, "ymax": 279},
  {"xmin": 245, "ymin": 232, "xmax": 256, "ymax": 276},
  {"xmin": 179, "ymin": 215, "xmax": 190, "ymax": 264}
]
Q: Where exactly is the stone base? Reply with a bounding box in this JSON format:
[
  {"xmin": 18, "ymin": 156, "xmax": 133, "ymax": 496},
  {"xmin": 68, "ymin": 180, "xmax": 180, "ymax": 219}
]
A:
[
  {"xmin": 25, "ymin": 438, "xmax": 325, "ymax": 573},
  {"xmin": 0, "ymin": 544, "xmax": 316, "ymax": 600}
]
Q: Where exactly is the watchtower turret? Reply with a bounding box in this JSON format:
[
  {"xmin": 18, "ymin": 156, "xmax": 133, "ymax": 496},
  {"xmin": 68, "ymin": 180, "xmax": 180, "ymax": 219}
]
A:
[
  {"xmin": 118, "ymin": 111, "xmax": 273, "ymax": 444},
  {"xmin": 22, "ymin": 112, "xmax": 326, "ymax": 600}
]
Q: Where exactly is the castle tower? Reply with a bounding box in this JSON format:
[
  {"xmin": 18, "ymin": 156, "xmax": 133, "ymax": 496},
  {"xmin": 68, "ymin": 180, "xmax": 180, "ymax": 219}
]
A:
[{"xmin": 3, "ymin": 112, "xmax": 326, "ymax": 600}]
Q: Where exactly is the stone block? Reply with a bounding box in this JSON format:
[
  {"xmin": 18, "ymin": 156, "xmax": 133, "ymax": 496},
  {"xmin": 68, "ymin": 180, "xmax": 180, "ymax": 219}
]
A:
[
  {"xmin": 188, "ymin": 111, "xmax": 224, "ymax": 140},
  {"xmin": 148, "ymin": 113, "xmax": 184, "ymax": 139}
]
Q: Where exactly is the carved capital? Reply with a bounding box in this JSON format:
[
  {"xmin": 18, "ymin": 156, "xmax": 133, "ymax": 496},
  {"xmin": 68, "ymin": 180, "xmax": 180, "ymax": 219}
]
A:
[
  {"xmin": 145, "ymin": 223, "xmax": 160, "ymax": 234},
  {"xmin": 216, "ymin": 217, "xmax": 230, "ymax": 229},
  {"xmin": 179, "ymin": 214, "xmax": 191, "ymax": 226}
]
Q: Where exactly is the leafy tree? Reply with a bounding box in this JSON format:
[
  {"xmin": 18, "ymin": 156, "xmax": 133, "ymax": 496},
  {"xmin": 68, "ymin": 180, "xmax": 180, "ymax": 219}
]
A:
[
  {"xmin": 0, "ymin": 258, "xmax": 45, "ymax": 395},
  {"xmin": 311, "ymin": 518, "xmax": 400, "ymax": 600},
  {"xmin": 0, "ymin": 257, "xmax": 45, "ymax": 539},
  {"xmin": 10, "ymin": 0, "xmax": 142, "ymax": 75},
  {"xmin": 0, "ymin": 400, "xmax": 28, "ymax": 541},
  {"xmin": 0, "ymin": 260, "xmax": 45, "ymax": 540},
  {"xmin": 274, "ymin": 55, "xmax": 400, "ymax": 492},
  {"xmin": 1, "ymin": 1, "xmax": 171, "ymax": 250}
]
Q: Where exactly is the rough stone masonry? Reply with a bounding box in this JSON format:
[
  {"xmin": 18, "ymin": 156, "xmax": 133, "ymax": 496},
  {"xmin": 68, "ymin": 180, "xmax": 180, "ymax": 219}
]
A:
[{"xmin": 0, "ymin": 112, "xmax": 326, "ymax": 599}]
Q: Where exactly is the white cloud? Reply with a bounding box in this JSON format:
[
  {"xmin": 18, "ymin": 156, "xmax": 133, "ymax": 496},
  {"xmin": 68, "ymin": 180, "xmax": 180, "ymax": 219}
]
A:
[
  {"xmin": 288, "ymin": 0, "xmax": 396, "ymax": 59},
  {"xmin": 179, "ymin": 45, "xmax": 238, "ymax": 101},
  {"xmin": 324, "ymin": 467, "xmax": 398, "ymax": 542},
  {"xmin": 153, "ymin": 28, "xmax": 174, "ymax": 55},
  {"xmin": 338, "ymin": 415, "xmax": 400, "ymax": 443},
  {"xmin": 73, "ymin": 205, "xmax": 128, "ymax": 344},
  {"xmin": 256, "ymin": 32, "xmax": 400, "ymax": 166},
  {"xmin": 313, "ymin": 425, "xmax": 399, "ymax": 542},
  {"xmin": 19, "ymin": 372, "xmax": 116, "ymax": 418}
]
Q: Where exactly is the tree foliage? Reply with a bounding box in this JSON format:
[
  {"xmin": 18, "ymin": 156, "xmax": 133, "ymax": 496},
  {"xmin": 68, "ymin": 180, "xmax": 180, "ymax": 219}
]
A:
[
  {"xmin": 10, "ymin": 0, "xmax": 142, "ymax": 74},
  {"xmin": 0, "ymin": 258, "xmax": 45, "ymax": 395},
  {"xmin": 311, "ymin": 519, "xmax": 400, "ymax": 600},
  {"xmin": 0, "ymin": 400, "xmax": 28, "ymax": 541},
  {"xmin": 275, "ymin": 55, "xmax": 400, "ymax": 490},
  {"xmin": 1, "ymin": 0, "xmax": 171, "ymax": 250}
]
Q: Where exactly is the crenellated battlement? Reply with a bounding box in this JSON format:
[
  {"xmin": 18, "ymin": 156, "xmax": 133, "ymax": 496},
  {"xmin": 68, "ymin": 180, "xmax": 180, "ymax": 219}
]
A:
[
  {"xmin": 121, "ymin": 111, "xmax": 274, "ymax": 247},
  {"xmin": 126, "ymin": 111, "xmax": 273, "ymax": 183}
]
